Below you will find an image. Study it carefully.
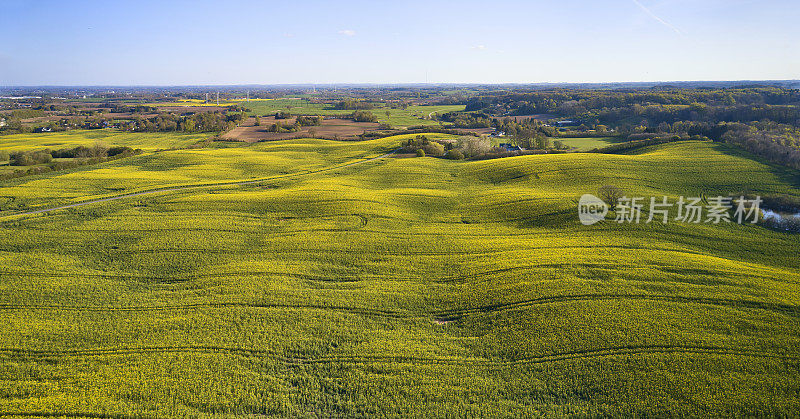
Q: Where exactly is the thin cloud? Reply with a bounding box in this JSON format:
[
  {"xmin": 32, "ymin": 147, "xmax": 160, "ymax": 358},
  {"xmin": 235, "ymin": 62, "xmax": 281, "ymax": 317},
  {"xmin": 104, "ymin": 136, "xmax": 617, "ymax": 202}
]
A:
[
  {"xmin": 338, "ymin": 29, "xmax": 356, "ymax": 37},
  {"xmin": 632, "ymin": 0, "xmax": 684, "ymax": 36},
  {"xmin": 471, "ymin": 45, "xmax": 487, "ymax": 51}
]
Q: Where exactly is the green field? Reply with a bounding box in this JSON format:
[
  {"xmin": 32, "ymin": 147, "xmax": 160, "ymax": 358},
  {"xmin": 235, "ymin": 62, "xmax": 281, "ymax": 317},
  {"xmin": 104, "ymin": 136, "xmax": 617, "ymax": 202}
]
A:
[
  {"xmin": 1, "ymin": 134, "xmax": 799, "ymax": 416},
  {"xmin": 236, "ymin": 98, "xmax": 463, "ymax": 127},
  {"xmin": 381, "ymin": 104, "xmax": 465, "ymax": 127},
  {"xmin": 554, "ymin": 136, "xmax": 628, "ymax": 151},
  {"xmin": 236, "ymin": 98, "xmax": 343, "ymax": 117}
]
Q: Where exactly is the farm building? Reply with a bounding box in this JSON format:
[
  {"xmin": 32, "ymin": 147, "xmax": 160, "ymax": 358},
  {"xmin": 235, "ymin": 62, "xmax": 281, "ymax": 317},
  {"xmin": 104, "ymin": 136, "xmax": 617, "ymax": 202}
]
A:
[{"xmin": 499, "ymin": 143, "xmax": 524, "ymax": 152}]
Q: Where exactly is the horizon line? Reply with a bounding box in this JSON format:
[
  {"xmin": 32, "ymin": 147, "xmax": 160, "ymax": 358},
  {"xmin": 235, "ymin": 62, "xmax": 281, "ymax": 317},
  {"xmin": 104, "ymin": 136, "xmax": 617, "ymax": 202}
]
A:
[{"xmin": 2, "ymin": 79, "xmax": 799, "ymax": 89}]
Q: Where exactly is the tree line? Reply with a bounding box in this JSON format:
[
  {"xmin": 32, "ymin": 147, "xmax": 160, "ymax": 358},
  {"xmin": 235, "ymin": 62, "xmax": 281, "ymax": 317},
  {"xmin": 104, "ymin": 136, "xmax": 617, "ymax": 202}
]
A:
[
  {"xmin": 7, "ymin": 145, "xmax": 141, "ymax": 166},
  {"xmin": 118, "ymin": 111, "xmax": 245, "ymax": 133},
  {"xmin": 334, "ymin": 99, "xmax": 376, "ymax": 110},
  {"xmin": 457, "ymin": 86, "xmax": 800, "ymax": 169}
]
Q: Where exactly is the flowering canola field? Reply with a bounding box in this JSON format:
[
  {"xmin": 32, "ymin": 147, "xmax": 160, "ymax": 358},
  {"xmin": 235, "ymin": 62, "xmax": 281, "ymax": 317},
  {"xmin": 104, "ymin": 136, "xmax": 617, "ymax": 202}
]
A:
[{"xmin": 0, "ymin": 136, "xmax": 799, "ymax": 416}]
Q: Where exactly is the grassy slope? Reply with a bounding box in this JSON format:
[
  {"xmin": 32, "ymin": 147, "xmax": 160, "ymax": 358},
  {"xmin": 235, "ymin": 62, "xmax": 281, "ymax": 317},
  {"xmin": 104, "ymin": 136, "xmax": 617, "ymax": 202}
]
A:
[{"xmin": 0, "ymin": 139, "xmax": 799, "ymax": 416}]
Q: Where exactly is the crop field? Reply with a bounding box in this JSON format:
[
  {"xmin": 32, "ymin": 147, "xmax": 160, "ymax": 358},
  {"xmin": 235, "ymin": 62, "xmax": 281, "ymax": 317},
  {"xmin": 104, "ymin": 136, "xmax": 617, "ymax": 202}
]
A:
[
  {"xmin": 146, "ymin": 99, "xmax": 241, "ymax": 107},
  {"xmin": 554, "ymin": 136, "xmax": 627, "ymax": 151},
  {"xmin": 0, "ymin": 134, "xmax": 422, "ymax": 213},
  {"xmin": 0, "ymin": 135, "xmax": 799, "ymax": 416},
  {"xmin": 221, "ymin": 116, "xmax": 382, "ymax": 142},
  {"xmin": 237, "ymin": 98, "xmax": 464, "ymax": 127},
  {"xmin": 0, "ymin": 130, "xmax": 215, "ymax": 152},
  {"xmin": 380, "ymin": 105, "xmax": 465, "ymax": 127},
  {"xmin": 237, "ymin": 98, "xmax": 343, "ymax": 117}
]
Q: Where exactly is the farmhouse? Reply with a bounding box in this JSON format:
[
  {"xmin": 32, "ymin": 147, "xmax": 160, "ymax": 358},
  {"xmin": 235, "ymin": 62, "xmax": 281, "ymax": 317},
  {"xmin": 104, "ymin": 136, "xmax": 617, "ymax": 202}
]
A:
[{"xmin": 498, "ymin": 143, "xmax": 524, "ymax": 152}]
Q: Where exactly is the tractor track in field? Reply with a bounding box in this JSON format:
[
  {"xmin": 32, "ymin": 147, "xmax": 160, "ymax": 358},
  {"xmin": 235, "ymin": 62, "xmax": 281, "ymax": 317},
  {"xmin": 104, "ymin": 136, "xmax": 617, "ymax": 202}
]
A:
[
  {"xmin": 0, "ymin": 301, "xmax": 407, "ymax": 317},
  {"xmin": 0, "ymin": 149, "xmax": 399, "ymax": 219},
  {"xmin": 0, "ymin": 412, "xmax": 136, "ymax": 419},
  {"xmin": 0, "ymin": 344, "xmax": 796, "ymax": 366},
  {"xmin": 430, "ymin": 293, "xmax": 800, "ymax": 320},
  {"xmin": 1, "ymin": 293, "xmax": 797, "ymax": 321},
  {"xmin": 1, "ymin": 345, "xmax": 796, "ymax": 419},
  {"xmin": 0, "ymin": 269, "xmax": 391, "ymax": 284},
  {"xmin": 0, "ymin": 244, "xmax": 720, "ymax": 260}
]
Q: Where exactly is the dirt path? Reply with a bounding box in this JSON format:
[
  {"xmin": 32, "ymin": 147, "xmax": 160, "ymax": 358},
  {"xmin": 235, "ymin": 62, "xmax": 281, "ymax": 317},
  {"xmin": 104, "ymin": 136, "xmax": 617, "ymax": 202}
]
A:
[{"xmin": 2, "ymin": 149, "xmax": 399, "ymax": 219}]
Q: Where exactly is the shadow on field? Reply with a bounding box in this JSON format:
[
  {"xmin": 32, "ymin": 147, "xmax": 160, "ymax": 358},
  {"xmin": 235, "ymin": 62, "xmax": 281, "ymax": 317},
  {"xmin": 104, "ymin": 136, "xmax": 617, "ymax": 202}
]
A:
[{"xmin": 711, "ymin": 142, "xmax": 800, "ymax": 192}]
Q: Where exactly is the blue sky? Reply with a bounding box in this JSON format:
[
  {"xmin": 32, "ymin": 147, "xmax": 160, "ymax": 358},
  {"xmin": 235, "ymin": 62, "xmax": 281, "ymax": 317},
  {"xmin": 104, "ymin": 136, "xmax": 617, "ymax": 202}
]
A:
[{"xmin": 1, "ymin": 0, "xmax": 797, "ymax": 85}]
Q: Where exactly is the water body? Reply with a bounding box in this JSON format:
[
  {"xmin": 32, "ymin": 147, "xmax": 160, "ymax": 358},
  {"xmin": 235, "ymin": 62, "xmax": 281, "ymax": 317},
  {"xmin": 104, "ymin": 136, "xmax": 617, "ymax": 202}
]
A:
[
  {"xmin": 762, "ymin": 209, "xmax": 800, "ymax": 222},
  {"xmin": 761, "ymin": 208, "xmax": 800, "ymax": 232}
]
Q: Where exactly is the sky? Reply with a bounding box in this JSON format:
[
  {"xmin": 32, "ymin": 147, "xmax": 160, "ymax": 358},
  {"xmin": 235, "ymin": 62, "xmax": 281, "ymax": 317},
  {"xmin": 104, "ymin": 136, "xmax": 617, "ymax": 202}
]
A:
[{"xmin": 1, "ymin": 0, "xmax": 798, "ymax": 85}]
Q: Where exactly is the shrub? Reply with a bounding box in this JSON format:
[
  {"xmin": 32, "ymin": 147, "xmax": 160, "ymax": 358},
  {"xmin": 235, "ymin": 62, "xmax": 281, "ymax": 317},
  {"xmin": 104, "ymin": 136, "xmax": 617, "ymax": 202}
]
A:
[
  {"xmin": 107, "ymin": 146, "xmax": 136, "ymax": 157},
  {"xmin": 296, "ymin": 116, "xmax": 322, "ymax": 126},
  {"xmin": 267, "ymin": 122, "xmax": 299, "ymax": 133},
  {"xmin": 423, "ymin": 142, "xmax": 445, "ymax": 157},
  {"xmin": 10, "ymin": 150, "xmax": 52, "ymax": 166},
  {"xmin": 445, "ymin": 149, "xmax": 464, "ymax": 160},
  {"xmin": 351, "ymin": 110, "xmax": 378, "ymax": 123},
  {"xmin": 416, "ymin": 149, "xmax": 425, "ymax": 157}
]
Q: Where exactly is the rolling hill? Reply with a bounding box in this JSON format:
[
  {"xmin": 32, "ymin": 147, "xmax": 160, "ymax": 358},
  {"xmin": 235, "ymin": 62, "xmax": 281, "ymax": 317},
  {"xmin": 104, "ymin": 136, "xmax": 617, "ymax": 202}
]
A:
[{"xmin": 1, "ymin": 136, "xmax": 798, "ymax": 416}]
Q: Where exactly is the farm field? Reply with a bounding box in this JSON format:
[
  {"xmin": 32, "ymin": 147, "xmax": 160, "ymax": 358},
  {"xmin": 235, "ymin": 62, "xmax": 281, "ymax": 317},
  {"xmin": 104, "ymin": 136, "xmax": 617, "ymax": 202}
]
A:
[
  {"xmin": 221, "ymin": 116, "xmax": 382, "ymax": 142},
  {"xmin": 0, "ymin": 134, "xmax": 420, "ymax": 213},
  {"xmin": 0, "ymin": 134, "xmax": 799, "ymax": 416},
  {"xmin": 0, "ymin": 130, "xmax": 215, "ymax": 152},
  {"xmin": 147, "ymin": 98, "xmax": 240, "ymax": 107},
  {"xmin": 380, "ymin": 104, "xmax": 465, "ymax": 127},
  {"xmin": 554, "ymin": 136, "xmax": 628, "ymax": 151},
  {"xmin": 236, "ymin": 98, "xmax": 463, "ymax": 127},
  {"xmin": 0, "ymin": 164, "xmax": 17, "ymax": 175}
]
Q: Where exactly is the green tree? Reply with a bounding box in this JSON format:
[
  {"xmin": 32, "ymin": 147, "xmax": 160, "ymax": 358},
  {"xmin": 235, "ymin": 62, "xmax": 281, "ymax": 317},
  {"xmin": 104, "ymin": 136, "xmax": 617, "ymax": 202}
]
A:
[
  {"xmin": 445, "ymin": 149, "xmax": 464, "ymax": 160},
  {"xmin": 423, "ymin": 142, "xmax": 445, "ymax": 157}
]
